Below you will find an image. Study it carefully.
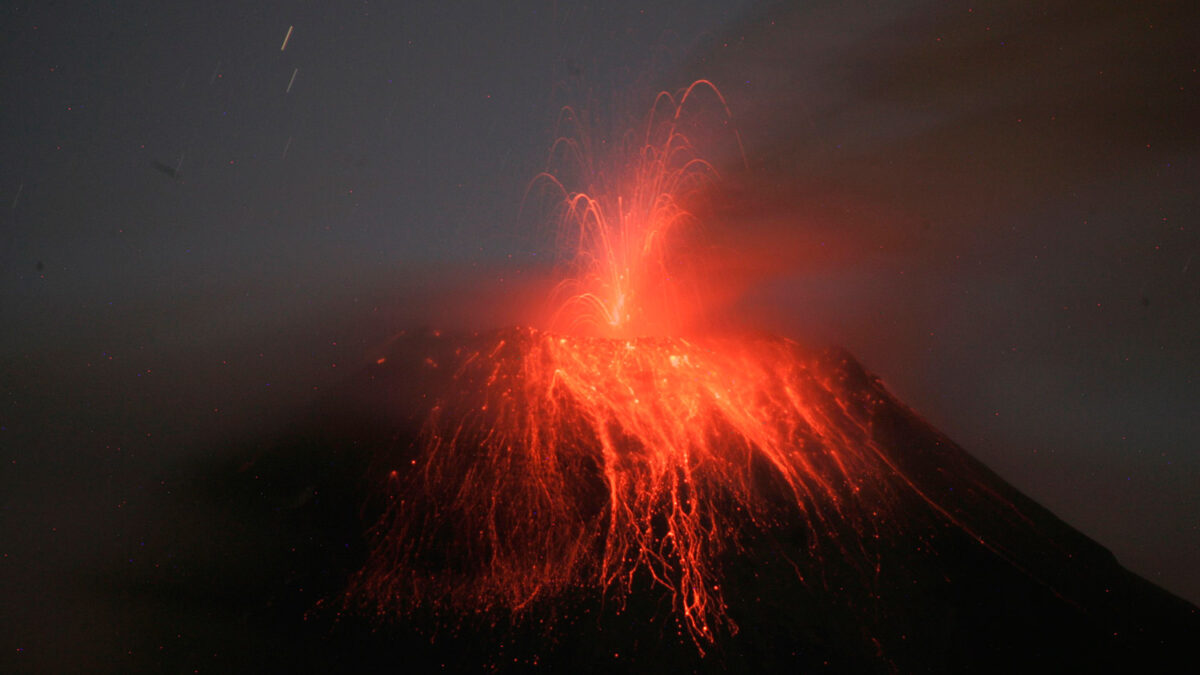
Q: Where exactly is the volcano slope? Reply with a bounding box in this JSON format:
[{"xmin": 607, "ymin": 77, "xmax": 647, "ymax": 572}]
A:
[{"xmin": 184, "ymin": 328, "xmax": 1196, "ymax": 674}]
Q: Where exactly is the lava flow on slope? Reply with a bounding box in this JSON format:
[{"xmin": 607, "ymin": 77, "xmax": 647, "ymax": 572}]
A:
[{"xmin": 353, "ymin": 328, "xmax": 939, "ymax": 644}]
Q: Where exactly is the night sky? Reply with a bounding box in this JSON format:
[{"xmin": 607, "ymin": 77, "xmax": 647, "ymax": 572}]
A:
[{"xmin": 2, "ymin": 0, "xmax": 1197, "ymax": 668}]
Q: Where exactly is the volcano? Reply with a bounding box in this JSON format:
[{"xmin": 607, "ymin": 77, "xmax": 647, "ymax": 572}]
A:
[
  {"xmin": 174, "ymin": 82, "xmax": 1195, "ymax": 673},
  {"xmin": 193, "ymin": 326, "xmax": 1198, "ymax": 674}
]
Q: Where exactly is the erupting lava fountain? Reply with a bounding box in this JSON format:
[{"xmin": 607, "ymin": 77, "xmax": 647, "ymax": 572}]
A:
[{"xmin": 343, "ymin": 82, "xmax": 1083, "ymax": 652}]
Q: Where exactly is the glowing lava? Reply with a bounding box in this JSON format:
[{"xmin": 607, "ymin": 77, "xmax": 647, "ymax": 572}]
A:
[
  {"xmin": 348, "ymin": 82, "xmax": 984, "ymax": 649},
  {"xmin": 352, "ymin": 328, "xmax": 926, "ymax": 645}
]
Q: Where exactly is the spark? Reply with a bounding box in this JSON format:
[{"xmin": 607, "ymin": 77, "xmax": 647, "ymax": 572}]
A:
[
  {"xmin": 280, "ymin": 25, "xmax": 294, "ymax": 51},
  {"xmin": 286, "ymin": 68, "xmax": 298, "ymax": 94},
  {"xmin": 282, "ymin": 136, "xmax": 292, "ymax": 160},
  {"xmin": 531, "ymin": 79, "xmax": 744, "ymax": 339}
]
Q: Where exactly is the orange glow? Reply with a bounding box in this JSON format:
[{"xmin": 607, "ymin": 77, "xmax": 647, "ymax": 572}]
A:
[{"xmin": 347, "ymin": 83, "xmax": 979, "ymax": 650}]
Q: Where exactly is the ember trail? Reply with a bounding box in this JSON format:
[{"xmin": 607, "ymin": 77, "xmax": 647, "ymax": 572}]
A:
[{"xmin": 350, "ymin": 82, "xmax": 988, "ymax": 648}]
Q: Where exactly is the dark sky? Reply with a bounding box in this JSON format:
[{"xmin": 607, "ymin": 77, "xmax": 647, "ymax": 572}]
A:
[{"xmin": 2, "ymin": 0, "xmax": 1197, "ymax": 665}]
